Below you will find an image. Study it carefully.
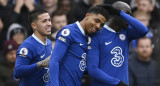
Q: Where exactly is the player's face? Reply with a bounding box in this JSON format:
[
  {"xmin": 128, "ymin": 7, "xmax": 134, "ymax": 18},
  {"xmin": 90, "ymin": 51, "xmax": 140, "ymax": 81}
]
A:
[
  {"xmin": 6, "ymin": 50, "xmax": 17, "ymax": 63},
  {"xmin": 85, "ymin": 13, "xmax": 106, "ymax": 34},
  {"xmin": 136, "ymin": 38, "xmax": 152, "ymax": 59},
  {"xmin": 34, "ymin": 13, "xmax": 52, "ymax": 36}
]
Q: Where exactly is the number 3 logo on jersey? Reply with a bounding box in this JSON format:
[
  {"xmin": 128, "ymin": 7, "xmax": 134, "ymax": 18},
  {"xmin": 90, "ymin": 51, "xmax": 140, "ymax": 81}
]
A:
[{"xmin": 110, "ymin": 46, "xmax": 124, "ymax": 67}]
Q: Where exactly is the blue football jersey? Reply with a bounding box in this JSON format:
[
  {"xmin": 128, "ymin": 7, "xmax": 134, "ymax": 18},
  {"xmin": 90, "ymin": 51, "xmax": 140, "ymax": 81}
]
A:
[
  {"xmin": 14, "ymin": 34, "xmax": 52, "ymax": 86},
  {"xmin": 88, "ymin": 25, "xmax": 148, "ymax": 86},
  {"xmin": 48, "ymin": 21, "xmax": 88, "ymax": 86}
]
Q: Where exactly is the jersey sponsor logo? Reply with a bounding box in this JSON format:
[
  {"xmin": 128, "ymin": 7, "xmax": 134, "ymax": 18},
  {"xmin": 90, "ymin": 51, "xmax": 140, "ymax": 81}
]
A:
[
  {"xmin": 119, "ymin": 34, "xmax": 126, "ymax": 41},
  {"xmin": 40, "ymin": 54, "xmax": 45, "ymax": 58},
  {"xmin": 61, "ymin": 29, "xmax": 70, "ymax": 36},
  {"xmin": 43, "ymin": 67, "xmax": 49, "ymax": 82},
  {"xmin": 79, "ymin": 43, "xmax": 84, "ymax": 46},
  {"xmin": 87, "ymin": 37, "xmax": 91, "ymax": 44},
  {"xmin": 19, "ymin": 48, "xmax": 28, "ymax": 56},
  {"xmin": 105, "ymin": 41, "xmax": 112, "ymax": 45},
  {"xmin": 79, "ymin": 53, "xmax": 87, "ymax": 71},
  {"xmin": 58, "ymin": 36, "xmax": 66, "ymax": 42},
  {"xmin": 110, "ymin": 46, "xmax": 124, "ymax": 67}
]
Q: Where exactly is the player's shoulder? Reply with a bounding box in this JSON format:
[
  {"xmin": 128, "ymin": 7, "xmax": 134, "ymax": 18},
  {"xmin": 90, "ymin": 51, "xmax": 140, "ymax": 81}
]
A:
[
  {"xmin": 21, "ymin": 36, "xmax": 34, "ymax": 46},
  {"xmin": 18, "ymin": 36, "xmax": 35, "ymax": 50},
  {"xmin": 57, "ymin": 23, "xmax": 77, "ymax": 37}
]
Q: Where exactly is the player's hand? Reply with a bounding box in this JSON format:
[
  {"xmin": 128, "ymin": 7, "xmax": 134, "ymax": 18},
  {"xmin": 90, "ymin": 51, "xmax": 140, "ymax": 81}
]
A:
[
  {"xmin": 37, "ymin": 55, "xmax": 51, "ymax": 69},
  {"xmin": 117, "ymin": 81, "xmax": 128, "ymax": 86},
  {"xmin": 98, "ymin": 4, "xmax": 121, "ymax": 16}
]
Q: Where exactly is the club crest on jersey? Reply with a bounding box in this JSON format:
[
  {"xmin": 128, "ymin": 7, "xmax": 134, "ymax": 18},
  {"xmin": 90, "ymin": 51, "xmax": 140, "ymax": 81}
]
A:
[
  {"xmin": 87, "ymin": 37, "xmax": 91, "ymax": 44},
  {"xmin": 61, "ymin": 29, "xmax": 70, "ymax": 36},
  {"xmin": 119, "ymin": 34, "xmax": 126, "ymax": 41},
  {"xmin": 19, "ymin": 48, "xmax": 28, "ymax": 56}
]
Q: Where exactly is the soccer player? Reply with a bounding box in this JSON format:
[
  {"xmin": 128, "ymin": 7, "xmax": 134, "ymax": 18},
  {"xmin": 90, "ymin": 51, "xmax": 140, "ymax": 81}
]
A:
[
  {"xmin": 47, "ymin": 5, "xmax": 110, "ymax": 86},
  {"xmin": 87, "ymin": 1, "xmax": 148, "ymax": 86},
  {"xmin": 14, "ymin": 9, "xmax": 52, "ymax": 86}
]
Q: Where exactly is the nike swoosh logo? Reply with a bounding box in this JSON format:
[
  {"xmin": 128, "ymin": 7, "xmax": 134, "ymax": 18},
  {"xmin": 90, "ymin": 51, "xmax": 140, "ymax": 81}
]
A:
[
  {"xmin": 105, "ymin": 41, "xmax": 112, "ymax": 45},
  {"xmin": 40, "ymin": 54, "xmax": 45, "ymax": 58},
  {"xmin": 80, "ymin": 43, "xmax": 84, "ymax": 46}
]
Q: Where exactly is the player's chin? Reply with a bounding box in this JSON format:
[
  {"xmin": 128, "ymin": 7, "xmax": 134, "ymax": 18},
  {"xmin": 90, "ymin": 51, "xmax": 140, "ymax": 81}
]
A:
[{"xmin": 45, "ymin": 32, "xmax": 51, "ymax": 36}]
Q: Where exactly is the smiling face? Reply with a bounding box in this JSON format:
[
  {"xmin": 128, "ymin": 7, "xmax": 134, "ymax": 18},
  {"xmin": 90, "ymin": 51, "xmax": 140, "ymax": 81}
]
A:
[
  {"xmin": 84, "ymin": 13, "xmax": 107, "ymax": 35},
  {"xmin": 32, "ymin": 13, "xmax": 52, "ymax": 36}
]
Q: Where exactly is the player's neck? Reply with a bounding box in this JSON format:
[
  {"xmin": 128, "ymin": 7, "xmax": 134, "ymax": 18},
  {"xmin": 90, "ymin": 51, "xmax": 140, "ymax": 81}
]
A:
[
  {"xmin": 34, "ymin": 32, "xmax": 47, "ymax": 44},
  {"xmin": 108, "ymin": 23, "xmax": 121, "ymax": 32},
  {"xmin": 80, "ymin": 20, "xmax": 87, "ymax": 35}
]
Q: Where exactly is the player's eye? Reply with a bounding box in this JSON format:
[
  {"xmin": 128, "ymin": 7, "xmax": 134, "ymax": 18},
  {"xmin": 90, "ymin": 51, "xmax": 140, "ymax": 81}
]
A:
[
  {"xmin": 42, "ymin": 19, "xmax": 47, "ymax": 22},
  {"xmin": 95, "ymin": 19, "xmax": 100, "ymax": 23},
  {"xmin": 48, "ymin": 18, "xmax": 51, "ymax": 22}
]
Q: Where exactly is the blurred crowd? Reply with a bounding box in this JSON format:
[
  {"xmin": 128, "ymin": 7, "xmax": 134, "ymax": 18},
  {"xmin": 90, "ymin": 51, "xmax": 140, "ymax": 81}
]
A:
[{"xmin": 0, "ymin": 0, "xmax": 160, "ymax": 86}]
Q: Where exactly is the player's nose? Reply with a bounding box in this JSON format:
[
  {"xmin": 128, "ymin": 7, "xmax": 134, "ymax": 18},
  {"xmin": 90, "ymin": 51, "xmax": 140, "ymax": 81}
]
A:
[{"xmin": 95, "ymin": 23, "xmax": 101, "ymax": 31}]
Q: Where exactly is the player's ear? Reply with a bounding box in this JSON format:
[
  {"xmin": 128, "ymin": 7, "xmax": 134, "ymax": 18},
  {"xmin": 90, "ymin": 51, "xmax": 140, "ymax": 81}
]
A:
[
  {"xmin": 85, "ymin": 13, "xmax": 90, "ymax": 20},
  {"xmin": 31, "ymin": 22, "xmax": 37, "ymax": 30}
]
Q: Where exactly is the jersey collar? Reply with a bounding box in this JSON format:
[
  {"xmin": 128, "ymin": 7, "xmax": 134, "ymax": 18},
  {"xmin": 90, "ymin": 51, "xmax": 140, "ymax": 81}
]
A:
[
  {"xmin": 104, "ymin": 24, "xmax": 116, "ymax": 33},
  {"xmin": 32, "ymin": 33, "xmax": 47, "ymax": 45},
  {"xmin": 76, "ymin": 21, "xmax": 85, "ymax": 36}
]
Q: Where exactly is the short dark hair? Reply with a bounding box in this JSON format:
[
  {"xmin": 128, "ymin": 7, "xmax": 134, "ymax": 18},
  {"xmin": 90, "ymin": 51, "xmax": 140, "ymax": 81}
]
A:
[
  {"xmin": 87, "ymin": 5, "xmax": 110, "ymax": 20},
  {"xmin": 28, "ymin": 9, "xmax": 48, "ymax": 23}
]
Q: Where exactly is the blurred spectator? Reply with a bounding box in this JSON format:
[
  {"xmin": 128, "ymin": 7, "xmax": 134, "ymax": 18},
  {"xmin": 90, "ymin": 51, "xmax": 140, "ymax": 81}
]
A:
[
  {"xmin": 73, "ymin": 0, "xmax": 92, "ymax": 21},
  {"xmin": 0, "ymin": 18, "xmax": 3, "ymax": 34},
  {"xmin": 14, "ymin": 0, "xmax": 36, "ymax": 35},
  {"xmin": 48, "ymin": 10, "xmax": 67, "ymax": 49},
  {"xmin": 132, "ymin": 0, "xmax": 160, "ymax": 28},
  {"xmin": 58, "ymin": 0, "xmax": 75, "ymax": 24},
  {"xmin": 50, "ymin": 11, "xmax": 67, "ymax": 41},
  {"xmin": 0, "ymin": 40, "xmax": 19, "ymax": 86},
  {"xmin": 40, "ymin": 0, "xmax": 58, "ymax": 15},
  {"xmin": 133, "ymin": 10, "xmax": 151, "ymax": 27},
  {"xmin": 0, "ymin": 0, "xmax": 17, "ymax": 51},
  {"xmin": 0, "ymin": 0, "xmax": 37, "ymax": 51},
  {"xmin": 129, "ymin": 37, "xmax": 158, "ymax": 86},
  {"xmin": 7, "ymin": 23, "xmax": 27, "ymax": 46},
  {"xmin": 131, "ymin": 11, "xmax": 152, "ymax": 48}
]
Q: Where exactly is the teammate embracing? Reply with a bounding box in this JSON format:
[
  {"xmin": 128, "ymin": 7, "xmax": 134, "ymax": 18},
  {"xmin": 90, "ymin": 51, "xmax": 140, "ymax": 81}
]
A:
[{"xmin": 87, "ymin": 1, "xmax": 148, "ymax": 86}]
